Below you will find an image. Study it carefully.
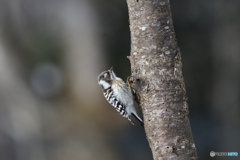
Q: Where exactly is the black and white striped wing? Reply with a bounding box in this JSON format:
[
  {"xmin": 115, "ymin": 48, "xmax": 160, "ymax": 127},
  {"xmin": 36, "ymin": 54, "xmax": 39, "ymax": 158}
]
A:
[{"xmin": 103, "ymin": 89, "xmax": 127, "ymax": 117}]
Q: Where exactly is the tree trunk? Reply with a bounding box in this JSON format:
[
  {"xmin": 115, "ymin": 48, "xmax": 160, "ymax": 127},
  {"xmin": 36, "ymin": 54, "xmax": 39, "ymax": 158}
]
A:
[{"xmin": 126, "ymin": 0, "xmax": 198, "ymax": 159}]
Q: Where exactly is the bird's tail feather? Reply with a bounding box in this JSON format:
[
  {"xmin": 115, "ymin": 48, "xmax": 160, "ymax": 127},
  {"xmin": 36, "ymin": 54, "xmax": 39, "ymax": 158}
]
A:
[{"xmin": 131, "ymin": 113, "xmax": 144, "ymax": 126}]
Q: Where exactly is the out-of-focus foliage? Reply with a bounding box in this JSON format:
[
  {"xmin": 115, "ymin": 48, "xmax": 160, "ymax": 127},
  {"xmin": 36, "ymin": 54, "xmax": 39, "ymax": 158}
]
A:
[{"xmin": 0, "ymin": 0, "xmax": 239, "ymax": 160}]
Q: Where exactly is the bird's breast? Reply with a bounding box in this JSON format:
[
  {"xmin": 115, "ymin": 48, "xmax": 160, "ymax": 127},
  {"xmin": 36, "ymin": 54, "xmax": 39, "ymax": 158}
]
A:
[{"xmin": 112, "ymin": 81, "xmax": 133, "ymax": 106}]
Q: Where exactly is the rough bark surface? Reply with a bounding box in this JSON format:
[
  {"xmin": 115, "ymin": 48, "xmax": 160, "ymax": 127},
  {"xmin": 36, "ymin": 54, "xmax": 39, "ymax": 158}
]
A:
[{"xmin": 126, "ymin": 0, "xmax": 198, "ymax": 159}]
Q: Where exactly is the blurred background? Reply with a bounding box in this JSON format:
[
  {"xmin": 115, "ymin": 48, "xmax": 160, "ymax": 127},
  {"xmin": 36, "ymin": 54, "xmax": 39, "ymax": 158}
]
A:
[{"xmin": 0, "ymin": 0, "xmax": 239, "ymax": 160}]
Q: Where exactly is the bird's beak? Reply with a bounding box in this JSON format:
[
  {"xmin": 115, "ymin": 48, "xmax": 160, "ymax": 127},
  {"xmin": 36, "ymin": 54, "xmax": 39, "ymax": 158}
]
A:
[
  {"xmin": 109, "ymin": 67, "xmax": 116, "ymax": 79},
  {"xmin": 111, "ymin": 70, "xmax": 116, "ymax": 78}
]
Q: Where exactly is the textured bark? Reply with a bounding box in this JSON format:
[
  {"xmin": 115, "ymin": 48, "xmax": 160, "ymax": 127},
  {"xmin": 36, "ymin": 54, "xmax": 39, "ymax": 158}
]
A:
[{"xmin": 126, "ymin": 0, "xmax": 198, "ymax": 159}]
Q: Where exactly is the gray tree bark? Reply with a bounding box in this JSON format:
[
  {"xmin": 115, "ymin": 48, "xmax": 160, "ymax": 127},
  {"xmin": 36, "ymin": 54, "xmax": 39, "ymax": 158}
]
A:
[{"xmin": 126, "ymin": 0, "xmax": 198, "ymax": 159}]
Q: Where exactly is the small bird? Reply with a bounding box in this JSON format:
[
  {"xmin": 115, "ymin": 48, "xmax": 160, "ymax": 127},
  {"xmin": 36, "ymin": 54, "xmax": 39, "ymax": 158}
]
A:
[{"xmin": 97, "ymin": 67, "xmax": 143, "ymax": 125}]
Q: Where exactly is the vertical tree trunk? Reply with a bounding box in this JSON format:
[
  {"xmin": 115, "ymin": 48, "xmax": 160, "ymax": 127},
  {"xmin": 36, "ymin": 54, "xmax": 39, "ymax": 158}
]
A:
[{"xmin": 126, "ymin": 0, "xmax": 198, "ymax": 159}]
